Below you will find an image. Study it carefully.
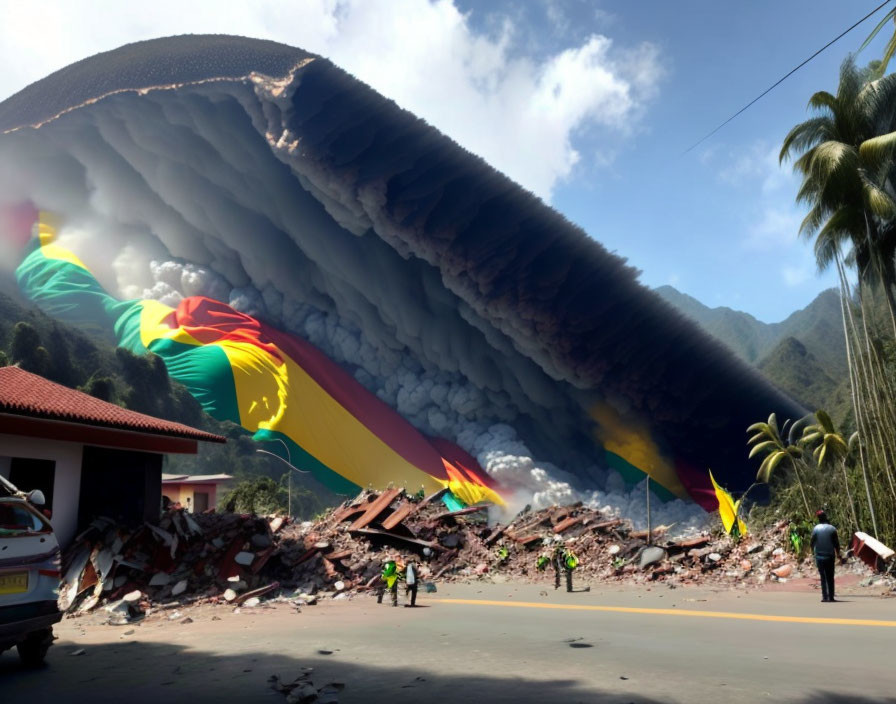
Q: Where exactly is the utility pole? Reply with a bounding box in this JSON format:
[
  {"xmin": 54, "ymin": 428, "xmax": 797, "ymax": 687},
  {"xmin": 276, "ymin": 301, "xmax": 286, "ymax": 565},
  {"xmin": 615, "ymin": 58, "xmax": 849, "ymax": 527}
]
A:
[{"xmin": 646, "ymin": 475, "xmax": 652, "ymax": 546}]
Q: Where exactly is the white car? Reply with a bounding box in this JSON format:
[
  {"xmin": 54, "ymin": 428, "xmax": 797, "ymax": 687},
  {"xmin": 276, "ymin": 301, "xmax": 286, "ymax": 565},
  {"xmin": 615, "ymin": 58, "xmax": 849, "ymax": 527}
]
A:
[{"xmin": 0, "ymin": 475, "xmax": 62, "ymax": 666}]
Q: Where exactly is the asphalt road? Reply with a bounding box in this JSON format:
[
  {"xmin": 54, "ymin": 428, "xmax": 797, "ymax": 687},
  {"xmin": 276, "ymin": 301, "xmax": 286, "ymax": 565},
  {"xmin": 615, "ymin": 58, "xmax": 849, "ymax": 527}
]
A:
[{"xmin": 2, "ymin": 582, "xmax": 895, "ymax": 703}]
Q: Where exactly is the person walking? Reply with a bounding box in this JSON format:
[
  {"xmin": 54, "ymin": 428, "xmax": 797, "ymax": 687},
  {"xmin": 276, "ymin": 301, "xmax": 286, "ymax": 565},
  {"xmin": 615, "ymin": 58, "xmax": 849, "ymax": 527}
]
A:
[
  {"xmin": 404, "ymin": 559, "xmax": 419, "ymax": 607},
  {"xmin": 810, "ymin": 510, "xmax": 843, "ymax": 602}
]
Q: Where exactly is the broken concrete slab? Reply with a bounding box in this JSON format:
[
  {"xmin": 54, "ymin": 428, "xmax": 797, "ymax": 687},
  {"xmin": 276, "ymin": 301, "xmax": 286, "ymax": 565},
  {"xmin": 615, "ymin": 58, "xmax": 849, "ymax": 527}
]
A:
[{"xmin": 639, "ymin": 546, "xmax": 666, "ymax": 570}]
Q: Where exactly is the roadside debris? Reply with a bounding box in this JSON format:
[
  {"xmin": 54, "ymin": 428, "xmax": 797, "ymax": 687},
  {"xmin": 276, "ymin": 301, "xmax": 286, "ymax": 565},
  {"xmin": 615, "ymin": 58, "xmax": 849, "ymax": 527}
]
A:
[
  {"xmin": 851, "ymin": 532, "xmax": 895, "ymax": 573},
  {"xmin": 269, "ymin": 671, "xmax": 344, "ymax": 704},
  {"xmin": 58, "ymin": 489, "xmax": 893, "ymax": 617}
]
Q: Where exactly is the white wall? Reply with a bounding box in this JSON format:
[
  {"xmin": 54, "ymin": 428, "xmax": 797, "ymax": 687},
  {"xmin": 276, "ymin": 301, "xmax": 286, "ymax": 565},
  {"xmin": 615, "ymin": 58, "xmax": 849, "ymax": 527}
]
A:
[{"xmin": 0, "ymin": 433, "xmax": 83, "ymax": 548}]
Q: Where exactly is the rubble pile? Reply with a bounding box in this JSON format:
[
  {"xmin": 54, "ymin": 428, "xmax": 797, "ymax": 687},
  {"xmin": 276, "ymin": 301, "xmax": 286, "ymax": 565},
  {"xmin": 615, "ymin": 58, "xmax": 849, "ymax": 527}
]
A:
[
  {"xmin": 59, "ymin": 508, "xmax": 291, "ymax": 620},
  {"xmin": 271, "ymin": 488, "xmax": 889, "ymax": 593},
  {"xmin": 58, "ymin": 488, "xmax": 891, "ymax": 619}
]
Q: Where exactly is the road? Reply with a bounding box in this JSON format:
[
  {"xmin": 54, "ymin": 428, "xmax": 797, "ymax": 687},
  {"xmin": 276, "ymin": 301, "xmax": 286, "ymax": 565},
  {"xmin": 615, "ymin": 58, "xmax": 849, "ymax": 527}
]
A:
[{"xmin": 2, "ymin": 582, "xmax": 895, "ymax": 703}]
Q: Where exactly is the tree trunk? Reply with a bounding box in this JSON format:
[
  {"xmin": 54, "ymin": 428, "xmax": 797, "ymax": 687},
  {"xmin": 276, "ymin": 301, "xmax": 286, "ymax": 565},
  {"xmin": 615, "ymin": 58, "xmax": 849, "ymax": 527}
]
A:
[{"xmin": 836, "ymin": 254, "xmax": 879, "ymax": 537}]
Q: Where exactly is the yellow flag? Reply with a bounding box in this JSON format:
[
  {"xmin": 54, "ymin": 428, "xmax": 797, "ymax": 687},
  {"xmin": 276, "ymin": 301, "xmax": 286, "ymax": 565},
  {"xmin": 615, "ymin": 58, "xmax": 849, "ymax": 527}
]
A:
[{"xmin": 709, "ymin": 469, "xmax": 747, "ymax": 536}]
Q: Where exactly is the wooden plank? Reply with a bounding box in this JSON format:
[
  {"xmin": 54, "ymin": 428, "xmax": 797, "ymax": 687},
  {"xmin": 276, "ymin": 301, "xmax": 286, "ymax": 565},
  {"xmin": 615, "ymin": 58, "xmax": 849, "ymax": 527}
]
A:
[
  {"xmin": 553, "ymin": 515, "xmax": 585, "ymax": 534},
  {"xmin": 431, "ymin": 505, "xmax": 488, "ymax": 521},
  {"xmin": 382, "ymin": 501, "xmax": 416, "ymax": 531},
  {"xmin": 513, "ymin": 534, "xmax": 542, "ymax": 547},
  {"xmin": 671, "ymin": 535, "xmax": 710, "ymax": 549},
  {"xmin": 484, "ymin": 524, "xmax": 507, "ymax": 546},
  {"xmin": 348, "ymin": 488, "xmax": 403, "ymax": 531},
  {"xmin": 591, "ymin": 518, "xmax": 624, "ymax": 532},
  {"xmin": 418, "ymin": 487, "xmax": 449, "ymax": 508},
  {"xmin": 351, "ymin": 527, "xmax": 444, "ymax": 552},
  {"xmin": 630, "ymin": 527, "xmax": 668, "ymax": 540}
]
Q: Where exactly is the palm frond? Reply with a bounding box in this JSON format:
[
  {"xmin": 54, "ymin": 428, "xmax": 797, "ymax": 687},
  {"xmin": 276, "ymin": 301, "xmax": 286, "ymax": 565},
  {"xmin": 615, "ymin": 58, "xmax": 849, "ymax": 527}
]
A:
[
  {"xmin": 815, "ymin": 409, "xmax": 835, "ymax": 433},
  {"xmin": 859, "ymin": 8, "xmax": 896, "ymax": 55},
  {"xmin": 748, "ymin": 440, "xmax": 778, "ymax": 459},
  {"xmin": 782, "ymin": 115, "xmax": 837, "ymax": 163},
  {"xmin": 757, "ymin": 451, "xmax": 788, "ymax": 484},
  {"xmin": 859, "ymin": 130, "xmax": 896, "ymax": 167},
  {"xmin": 861, "ymin": 9, "xmax": 896, "ymax": 75},
  {"xmin": 807, "ymin": 90, "xmax": 838, "ymax": 113},
  {"xmin": 863, "ymin": 180, "xmax": 896, "ymax": 218}
]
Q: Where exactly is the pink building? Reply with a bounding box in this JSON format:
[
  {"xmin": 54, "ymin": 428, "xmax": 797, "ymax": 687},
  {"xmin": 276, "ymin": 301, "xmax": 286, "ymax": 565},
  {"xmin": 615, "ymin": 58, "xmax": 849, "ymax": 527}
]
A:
[{"xmin": 161, "ymin": 474, "xmax": 233, "ymax": 513}]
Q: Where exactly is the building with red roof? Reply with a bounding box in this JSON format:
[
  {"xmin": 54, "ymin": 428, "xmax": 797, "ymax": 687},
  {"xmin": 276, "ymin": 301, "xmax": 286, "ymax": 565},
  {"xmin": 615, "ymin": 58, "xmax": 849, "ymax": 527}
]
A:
[
  {"xmin": 0, "ymin": 366, "xmax": 225, "ymax": 547},
  {"xmin": 161, "ymin": 473, "xmax": 233, "ymax": 513}
]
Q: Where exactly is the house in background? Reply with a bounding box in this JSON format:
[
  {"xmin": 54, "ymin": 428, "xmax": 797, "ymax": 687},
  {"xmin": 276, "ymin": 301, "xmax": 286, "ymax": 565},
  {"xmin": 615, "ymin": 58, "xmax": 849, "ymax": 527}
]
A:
[
  {"xmin": 162, "ymin": 473, "xmax": 233, "ymax": 513},
  {"xmin": 0, "ymin": 366, "xmax": 226, "ymax": 547}
]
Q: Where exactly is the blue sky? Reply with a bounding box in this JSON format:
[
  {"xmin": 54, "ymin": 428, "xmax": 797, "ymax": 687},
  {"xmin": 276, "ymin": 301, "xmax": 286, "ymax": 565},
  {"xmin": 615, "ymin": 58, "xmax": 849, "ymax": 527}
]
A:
[
  {"xmin": 456, "ymin": 1, "xmax": 891, "ymax": 321},
  {"xmin": 0, "ymin": 0, "xmax": 892, "ymax": 322}
]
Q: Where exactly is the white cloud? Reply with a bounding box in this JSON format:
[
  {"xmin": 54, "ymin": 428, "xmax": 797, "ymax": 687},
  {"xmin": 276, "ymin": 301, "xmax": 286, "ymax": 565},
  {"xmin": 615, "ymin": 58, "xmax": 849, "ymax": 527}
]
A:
[
  {"xmin": 744, "ymin": 207, "xmax": 800, "ymax": 251},
  {"xmin": 714, "ymin": 139, "xmax": 824, "ymax": 290},
  {"xmin": 0, "ymin": 0, "xmax": 662, "ymax": 202},
  {"xmin": 781, "ymin": 265, "xmax": 811, "ymax": 287},
  {"xmin": 717, "ymin": 141, "xmax": 794, "ymax": 194}
]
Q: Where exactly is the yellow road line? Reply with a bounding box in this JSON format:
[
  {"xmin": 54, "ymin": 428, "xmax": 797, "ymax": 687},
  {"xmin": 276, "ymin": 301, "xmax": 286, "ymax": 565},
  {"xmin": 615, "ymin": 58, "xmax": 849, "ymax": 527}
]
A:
[{"xmin": 433, "ymin": 598, "xmax": 896, "ymax": 628}]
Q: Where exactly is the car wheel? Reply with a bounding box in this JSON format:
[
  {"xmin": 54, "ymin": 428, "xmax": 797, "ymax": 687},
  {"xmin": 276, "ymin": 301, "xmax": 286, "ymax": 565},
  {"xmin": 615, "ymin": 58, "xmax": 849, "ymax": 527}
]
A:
[{"xmin": 16, "ymin": 628, "xmax": 53, "ymax": 667}]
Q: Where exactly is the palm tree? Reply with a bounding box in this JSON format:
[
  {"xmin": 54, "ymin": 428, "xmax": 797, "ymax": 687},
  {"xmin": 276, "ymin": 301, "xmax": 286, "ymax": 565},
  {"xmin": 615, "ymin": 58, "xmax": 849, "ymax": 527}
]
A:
[
  {"xmin": 801, "ymin": 410, "xmax": 863, "ymax": 534},
  {"xmin": 780, "ymin": 56, "xmax": 896, "ymax": 336},
  {"xmin": 747, "ymin": 413, "xmax": 812, "ymax": 518},
  {"xmin": 860, "ymin": 7, "xmax": 896, "ymax": 77}
]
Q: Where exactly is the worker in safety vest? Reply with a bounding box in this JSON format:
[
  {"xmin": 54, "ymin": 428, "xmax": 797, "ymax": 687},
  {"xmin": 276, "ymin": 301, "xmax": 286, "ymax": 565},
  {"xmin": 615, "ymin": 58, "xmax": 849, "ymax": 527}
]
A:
[
  {"xmin": 552, "ymin": 545, "xmax": 579, "ymax": 592},
  {"xmin": 377, "ymin": 559, "xmax": 400, "ymax": 606}
]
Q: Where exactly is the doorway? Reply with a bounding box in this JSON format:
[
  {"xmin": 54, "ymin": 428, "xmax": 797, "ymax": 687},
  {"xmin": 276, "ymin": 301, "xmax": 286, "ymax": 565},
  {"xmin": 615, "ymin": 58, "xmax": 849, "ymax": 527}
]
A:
[{"xmin": 193, "ymin": 491, "xmax": 209, "ymax": 513}]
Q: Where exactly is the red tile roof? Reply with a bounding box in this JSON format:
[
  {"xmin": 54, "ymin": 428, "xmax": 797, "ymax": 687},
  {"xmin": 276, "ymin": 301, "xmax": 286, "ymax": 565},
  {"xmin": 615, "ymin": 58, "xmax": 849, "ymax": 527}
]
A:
[{"xmin": 0, "ymin": 366, "xmax": 225, "ymax": 444}]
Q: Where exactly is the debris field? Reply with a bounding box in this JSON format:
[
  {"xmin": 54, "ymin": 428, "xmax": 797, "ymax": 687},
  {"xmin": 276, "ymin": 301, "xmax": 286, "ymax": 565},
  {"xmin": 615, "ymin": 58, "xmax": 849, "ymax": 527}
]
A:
[{"xmin": 59, "ymin": 487, "xmax": 888, "ymax": 622}]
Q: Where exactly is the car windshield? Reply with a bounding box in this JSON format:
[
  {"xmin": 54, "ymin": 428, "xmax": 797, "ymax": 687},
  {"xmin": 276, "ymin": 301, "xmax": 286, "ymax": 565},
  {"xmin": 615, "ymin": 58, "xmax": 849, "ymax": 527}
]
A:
[{"xmin": 0, "ymin": 499, "xmax": 50, "ymax": 535}]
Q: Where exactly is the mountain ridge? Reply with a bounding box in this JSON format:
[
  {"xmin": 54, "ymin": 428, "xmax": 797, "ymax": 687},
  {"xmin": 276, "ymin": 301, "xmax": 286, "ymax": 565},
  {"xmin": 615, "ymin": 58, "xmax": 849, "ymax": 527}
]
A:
[{"xmin": 655, "ymin": 285, "xmax": 850, "ymax": 423}]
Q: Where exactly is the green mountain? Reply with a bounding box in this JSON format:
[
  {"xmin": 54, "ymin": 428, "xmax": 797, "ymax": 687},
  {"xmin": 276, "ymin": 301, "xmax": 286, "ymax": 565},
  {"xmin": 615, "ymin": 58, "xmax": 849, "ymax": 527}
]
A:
[
  {"xmin": 757, "ymin": 336, "xmax": 847, "ymax": 415},
  {"xmin": 655, "ymin": 286, "xmax": 846, "ymax": 375},
  {"xmin": 656, "ymin": 286, "xmax": 850, "ymax": 423}
]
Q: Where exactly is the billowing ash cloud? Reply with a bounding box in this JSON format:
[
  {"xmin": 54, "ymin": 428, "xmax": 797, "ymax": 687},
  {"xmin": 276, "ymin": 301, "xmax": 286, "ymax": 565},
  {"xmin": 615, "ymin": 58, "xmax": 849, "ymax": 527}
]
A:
[{"xmin": 0, "ymin": 36, "xmax": 804, "ymax": 533}]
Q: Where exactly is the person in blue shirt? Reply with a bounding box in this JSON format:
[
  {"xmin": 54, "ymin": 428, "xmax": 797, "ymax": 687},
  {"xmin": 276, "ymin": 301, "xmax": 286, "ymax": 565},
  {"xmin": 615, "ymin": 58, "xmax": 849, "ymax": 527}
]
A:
[{"xmin": 810, "ymin": 510, "xmax": 843, "ymax": 602}]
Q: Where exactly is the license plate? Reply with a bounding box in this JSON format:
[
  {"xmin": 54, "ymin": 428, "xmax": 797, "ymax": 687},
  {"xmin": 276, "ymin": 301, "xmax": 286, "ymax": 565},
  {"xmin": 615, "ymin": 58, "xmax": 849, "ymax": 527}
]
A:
[{"xmin": 0, "ymin": 571, "xmax": 29, "ymax": 594}]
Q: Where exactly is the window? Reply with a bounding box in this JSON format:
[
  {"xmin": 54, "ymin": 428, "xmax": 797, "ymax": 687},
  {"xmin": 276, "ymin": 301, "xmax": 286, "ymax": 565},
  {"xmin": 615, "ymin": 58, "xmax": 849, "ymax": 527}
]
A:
[{"xmin": 0, "ymin": 500, "xmax": 50, "ymax": 535}]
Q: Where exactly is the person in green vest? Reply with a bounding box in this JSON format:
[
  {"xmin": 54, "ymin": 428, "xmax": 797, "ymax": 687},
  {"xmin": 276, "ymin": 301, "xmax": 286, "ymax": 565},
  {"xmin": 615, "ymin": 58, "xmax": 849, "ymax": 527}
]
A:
[
  {"xmin": 552, "ymin": 545, "xmax": 579, "ymax": 592},
  {"xmin": 377, "ymin": 558, "xmax": 400, "ymax": 607}
]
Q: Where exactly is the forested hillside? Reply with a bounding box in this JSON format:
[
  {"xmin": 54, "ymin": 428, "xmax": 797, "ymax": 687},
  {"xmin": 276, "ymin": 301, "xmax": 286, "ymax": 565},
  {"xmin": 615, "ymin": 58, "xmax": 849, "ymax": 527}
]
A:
[
  {"xmin": 0, "ymin": 290, "xmax": 339, "ymax": 516},
  {"xmin": 656, "ymin": 286, "xmax": 851, "ymax": 425}
]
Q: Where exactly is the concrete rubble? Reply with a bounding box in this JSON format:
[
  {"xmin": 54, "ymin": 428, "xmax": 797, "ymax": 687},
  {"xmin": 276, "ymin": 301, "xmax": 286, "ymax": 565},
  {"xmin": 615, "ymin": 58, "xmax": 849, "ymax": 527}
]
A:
[{"xmin": 58, "ymin": 489, "xmax": 894, "ymax": 618}]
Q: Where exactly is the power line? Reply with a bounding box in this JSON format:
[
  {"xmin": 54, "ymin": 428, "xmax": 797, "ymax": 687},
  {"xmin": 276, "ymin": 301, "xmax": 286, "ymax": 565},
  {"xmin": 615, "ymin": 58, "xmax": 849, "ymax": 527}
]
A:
[{"xmin": 684, "ymin": 0, "xmax": 895, "ymax": 154}]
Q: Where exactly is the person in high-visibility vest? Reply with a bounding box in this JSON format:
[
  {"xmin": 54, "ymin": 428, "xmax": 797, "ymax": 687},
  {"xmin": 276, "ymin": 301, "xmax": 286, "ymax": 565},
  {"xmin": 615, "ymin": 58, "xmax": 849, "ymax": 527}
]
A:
[
  {"xmin": 377, "ymin": 559, "xmax": 400, "ymax": 606},
  {"xmin": 562, "ymin": 548, "xmax": 579, "ymax": 593},
  {"xmin": 552, "ymin": 545, "xmax": 579, "ymax": 592}
]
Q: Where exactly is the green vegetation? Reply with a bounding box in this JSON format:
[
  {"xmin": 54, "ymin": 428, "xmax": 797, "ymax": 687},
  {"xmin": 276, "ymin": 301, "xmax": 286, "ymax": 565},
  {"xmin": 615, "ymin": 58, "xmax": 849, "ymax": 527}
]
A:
[
  {"xmin": 218, "ymin": 477, "xmax": 288, "ymax": 515},
  {"xmin": 655, "ymin": 286, "xmax": 854, "ymax": 425},
  {"xmin": 0, "ymin": 291, "xmax": 342, "ymax": 517},
  {"xmin": 749, "ymin": 46, "xmax": 896, "ymax": 547}
]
